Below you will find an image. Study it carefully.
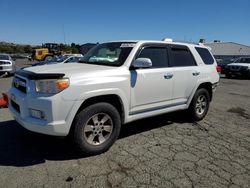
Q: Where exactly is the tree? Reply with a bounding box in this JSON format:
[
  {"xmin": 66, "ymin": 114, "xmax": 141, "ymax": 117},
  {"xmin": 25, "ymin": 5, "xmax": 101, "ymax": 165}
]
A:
[{"xmin": 23, "ymin": 45, "xmax": 32, "ymax": 53}]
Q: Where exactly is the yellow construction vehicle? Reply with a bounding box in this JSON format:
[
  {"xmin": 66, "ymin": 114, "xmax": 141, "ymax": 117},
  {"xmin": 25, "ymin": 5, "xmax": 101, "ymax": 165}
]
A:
[{"xmin": 31, "ymin": 43, "xmax": 62, "ymax": 61}]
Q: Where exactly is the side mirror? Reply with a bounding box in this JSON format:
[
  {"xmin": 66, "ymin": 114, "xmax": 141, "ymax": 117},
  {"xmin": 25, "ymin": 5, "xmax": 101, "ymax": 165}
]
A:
[{"xmin": 132, "ymin": 58, "xmax": 152, "ymax": 68}]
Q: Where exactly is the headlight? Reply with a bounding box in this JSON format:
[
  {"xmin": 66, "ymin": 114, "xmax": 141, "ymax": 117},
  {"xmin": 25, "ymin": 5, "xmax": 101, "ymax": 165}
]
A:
[
  {"xmin": 35, "ymin": 78, "xmax": 70, "ymax": 94},
  {"xmin": 0, "ymin": 61, "xmax": 11, "ymax": 65},
  {"xmin": 242, "ymin": 66, "xmax": 249, "ymax": 70}
]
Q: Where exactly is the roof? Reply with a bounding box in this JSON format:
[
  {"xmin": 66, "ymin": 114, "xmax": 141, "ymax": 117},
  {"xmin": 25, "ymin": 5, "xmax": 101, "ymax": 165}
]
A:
[
  {"xmin": 106, "ymin": 40, "xmax": 207, "ymax": 48},
  {"xmin": 204, "ymin": 42, "xmax": 250, "ymax": 56}
]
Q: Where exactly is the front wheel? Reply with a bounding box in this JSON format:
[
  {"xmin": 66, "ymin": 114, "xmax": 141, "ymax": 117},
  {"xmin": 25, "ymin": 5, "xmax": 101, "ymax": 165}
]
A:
[
  {"xmin": 188, "ymin": 88, "xmax": 210, "ymax": 121},
  {"xmin": 73, "ymin": 102, "xmax": 121, "ymax": 155}
]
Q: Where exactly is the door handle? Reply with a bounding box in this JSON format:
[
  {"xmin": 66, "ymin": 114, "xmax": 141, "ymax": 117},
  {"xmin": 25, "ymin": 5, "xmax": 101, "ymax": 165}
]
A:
[
  {"xmin": 192, "ymin": 72, "xmax": 200, "ymax": 76},
  {"xmin": 164, "ymin": 73, "xmax": 173, "ymax": 79}
]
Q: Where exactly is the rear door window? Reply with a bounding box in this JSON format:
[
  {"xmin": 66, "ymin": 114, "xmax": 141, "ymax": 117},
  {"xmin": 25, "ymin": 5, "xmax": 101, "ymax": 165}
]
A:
[
  {"xmin": 195, "ymin": 47, "xmax": 214, "ymax": 65},
  {"xmin": 170, "ymin": 45, "xmax": 196, "ymax": 67}
]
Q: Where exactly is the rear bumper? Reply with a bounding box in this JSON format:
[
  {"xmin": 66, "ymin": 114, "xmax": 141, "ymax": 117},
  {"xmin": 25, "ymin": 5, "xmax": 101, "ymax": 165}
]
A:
[{"xmin": 212, "ymin": 82, "xmax": 219, "ymax": 92}]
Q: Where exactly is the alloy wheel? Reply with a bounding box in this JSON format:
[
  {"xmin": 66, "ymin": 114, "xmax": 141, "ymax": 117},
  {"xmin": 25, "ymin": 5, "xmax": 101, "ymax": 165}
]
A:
[{"xmin": 83, "ymin": 113, "xmax": 113, "ymax": 146}]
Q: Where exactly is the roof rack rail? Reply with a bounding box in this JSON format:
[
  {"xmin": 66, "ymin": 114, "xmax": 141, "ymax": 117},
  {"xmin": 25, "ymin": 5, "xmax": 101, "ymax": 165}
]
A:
[
  {"xmin": 162, "ymin": 38, "xmax": 173, "ymax": 42},
  {"xmin": 174, "ymin": 40, "xmax": 201, "ymax": 45}
]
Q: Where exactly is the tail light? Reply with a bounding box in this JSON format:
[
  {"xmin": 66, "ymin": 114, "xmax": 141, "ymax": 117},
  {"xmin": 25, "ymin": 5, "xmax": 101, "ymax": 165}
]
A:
[{"xmin": 216, "ymin": 66, "xmax": 221, "ymax": 73}]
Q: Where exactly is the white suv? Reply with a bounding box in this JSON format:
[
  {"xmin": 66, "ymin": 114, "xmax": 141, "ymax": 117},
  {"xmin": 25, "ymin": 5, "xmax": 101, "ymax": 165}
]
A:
[
  {"xmin": 224, "ymin": 57, "xmax": 250, "ymax": 78},
  {"xmin": 9, "ymin": 40, "xmax": 220, "ymax": 154},
  {"xmin": 0, "ymin": 54, "xmax": 16, "ymax": 76}
]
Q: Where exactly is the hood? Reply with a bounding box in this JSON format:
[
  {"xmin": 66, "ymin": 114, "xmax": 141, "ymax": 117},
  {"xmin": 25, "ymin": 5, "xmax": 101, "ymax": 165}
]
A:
[
  {"xmin": 23, "ymin": 63, "xmax": 121, "ymax": 78},
  {"xmin": 0, "ymin": 60, "xmax": 12, "ymax": 62}
]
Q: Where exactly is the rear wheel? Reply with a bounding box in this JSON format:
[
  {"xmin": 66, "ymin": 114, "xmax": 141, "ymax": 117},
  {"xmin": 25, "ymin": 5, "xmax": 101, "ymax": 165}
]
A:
[
  {"xmin": 188, "ymin": 88, "xmax": 210, "ymax": 121},
  {"xmin": 73, "ymin": 102, "xmax": 121, "ymax": 155}
]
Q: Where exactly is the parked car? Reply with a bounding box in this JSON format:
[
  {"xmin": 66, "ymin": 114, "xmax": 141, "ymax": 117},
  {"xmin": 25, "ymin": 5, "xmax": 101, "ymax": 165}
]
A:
[
  {"xmin": 216, "ymin": 59, "xmax": 231, "ymax": 74},
  {"xmin": 63, "ymin": 53, "xmax": 83, "ymax": 57},
  {"xmin": 33, "ymin": 54, "xmax": 83, "ymax": 66},
  {"xmin": 0, "ymin": 54, "xmax": 16, "ymax": 76},
  {"xmin": 224, "ymin": 57, "xmax": 250, "ymax": 78},
  {"xmin": 9, "ymin": 39, "xmax": 220, "ymax": 154}
]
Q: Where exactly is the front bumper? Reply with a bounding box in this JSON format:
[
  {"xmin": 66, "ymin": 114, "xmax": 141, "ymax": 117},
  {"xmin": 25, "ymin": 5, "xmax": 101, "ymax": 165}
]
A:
[
  {"xmin": 225, "ymin": 68, "xmax": 249, "ymax": 76},
  {"xmin": 10, "ymin": 107, "xmax": 68, "ymax": 136},
  {"xmin": 8, "ymin": 86, "xmax": 75, "ymax": 136},
  {"xmin": 0, "ymin": 65, "xmax": 14, "ymax": 73}
]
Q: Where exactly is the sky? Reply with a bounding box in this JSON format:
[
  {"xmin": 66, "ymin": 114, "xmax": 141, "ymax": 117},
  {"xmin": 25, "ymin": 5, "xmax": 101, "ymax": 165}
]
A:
[{"xmin": 0, "ymin": 0, "xmax": 250, "ymax": 45}]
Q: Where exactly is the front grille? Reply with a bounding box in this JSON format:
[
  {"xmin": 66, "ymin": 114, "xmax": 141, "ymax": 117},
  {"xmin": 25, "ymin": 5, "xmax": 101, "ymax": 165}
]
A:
[
  {"xmin": 0, "ymin": 61, "xmax": 10, "ymax": 65},
  {"xmin": 11, "ymin": 100, "xmax": 20, "ymax": 113},
  {"xmin": 229, "ymin": 66, "xmax": 240, "ymax": 71},
  {"xmin": 13, "ymin": 76, "xmax": 27, "ymax": 93},
  {"xmin": 232, "ymin": 66, "xmax": 239, "ymax": 69}
]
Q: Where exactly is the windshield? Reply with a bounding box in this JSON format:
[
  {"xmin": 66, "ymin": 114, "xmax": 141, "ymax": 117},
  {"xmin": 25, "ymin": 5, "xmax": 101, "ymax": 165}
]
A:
[
  {"xmin": 80, "ymin": 42, "xmax": 135, "ymax": 66},
  {"xmin": 0, "ymin": 55, "xmax": 10, "ymax": 60},
  {"xmin": 235, "ymin": 58, "xmax": 250, "ymax": 63}
]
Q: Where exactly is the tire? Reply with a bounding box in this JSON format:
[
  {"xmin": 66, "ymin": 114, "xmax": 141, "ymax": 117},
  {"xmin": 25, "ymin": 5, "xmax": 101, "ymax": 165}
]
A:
[
  {"xmin": 44, "ymin": 56, "xmax": 53, "ymax": 61},
  {"xmin": 6, "ymin": 72, "xmax": 13, "ymax": 77},
  {"xmin": 73, "ymin": 102, "xmax": 121, "ymax": 155},
  {"xmin": 188, "ymin": 88, "xmax": 210, "ymax": 121}
]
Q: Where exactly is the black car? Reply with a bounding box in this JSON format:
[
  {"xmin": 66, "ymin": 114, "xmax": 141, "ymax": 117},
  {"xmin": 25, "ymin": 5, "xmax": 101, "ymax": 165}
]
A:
[
  {"xmin": 216, "ymin": 60, "xmax": 231, "ymax": 74},
  {"xmin": 224, "ymin": 57, "xmax": 250, "ymax": 78}
]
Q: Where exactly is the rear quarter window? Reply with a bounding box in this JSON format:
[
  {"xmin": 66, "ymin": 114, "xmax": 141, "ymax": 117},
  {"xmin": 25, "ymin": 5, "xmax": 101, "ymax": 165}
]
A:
[{"xmin": 195, "ymin": 47, "xmax": 214, "ymax": 65}]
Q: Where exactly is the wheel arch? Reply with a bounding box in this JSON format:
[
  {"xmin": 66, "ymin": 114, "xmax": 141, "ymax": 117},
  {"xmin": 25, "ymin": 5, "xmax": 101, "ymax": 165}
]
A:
[
  {"xmin": 76, "ymin": 94, "xmax": 125, "ymax": 122},
  {"xmin": 197, "ymin": 82, "xmax": 213, "ymax": 101},
  {"xmin": 68, "ymin": 94, "xmax": 125, "ymax": 137}
]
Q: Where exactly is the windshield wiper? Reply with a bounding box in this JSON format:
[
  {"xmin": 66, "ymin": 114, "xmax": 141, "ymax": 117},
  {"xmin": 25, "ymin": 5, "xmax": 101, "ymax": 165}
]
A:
[{"xmin": 78, "ymin": 60, "xmax": 121, "ymax": 67}]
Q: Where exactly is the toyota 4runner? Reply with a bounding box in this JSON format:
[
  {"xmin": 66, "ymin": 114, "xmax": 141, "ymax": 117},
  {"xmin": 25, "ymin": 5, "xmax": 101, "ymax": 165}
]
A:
[{"xmin": 9, "ymin": 40, "xmax": 220, "ymax": 154}]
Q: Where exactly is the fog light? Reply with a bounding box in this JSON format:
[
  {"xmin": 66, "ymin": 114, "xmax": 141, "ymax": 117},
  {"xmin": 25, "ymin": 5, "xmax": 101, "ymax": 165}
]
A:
[{"xmin": 29, "ymin": 109, "xmax": 45, "ymax": 119}]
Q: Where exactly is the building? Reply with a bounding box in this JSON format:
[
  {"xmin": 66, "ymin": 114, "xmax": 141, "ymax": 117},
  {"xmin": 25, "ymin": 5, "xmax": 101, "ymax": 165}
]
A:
[{"xmin": 204, "ymin": 42, "xmax": 250, "ymax": 60}]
